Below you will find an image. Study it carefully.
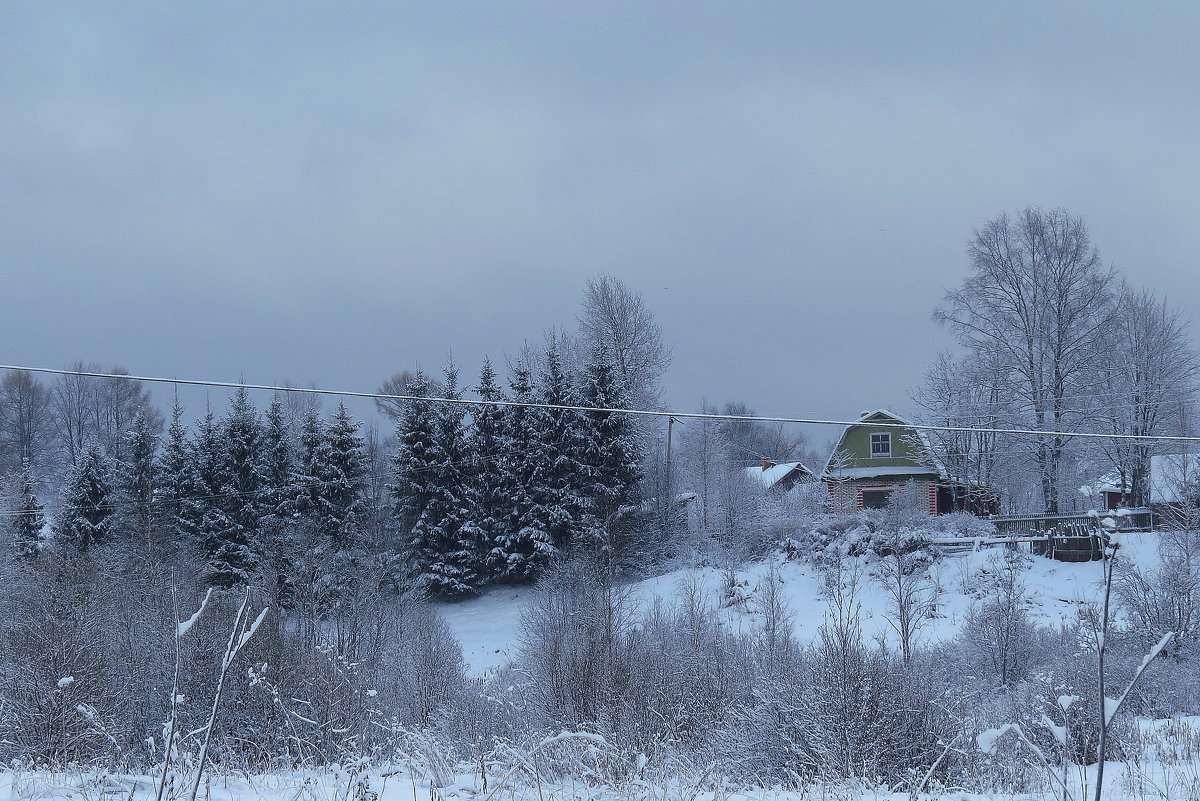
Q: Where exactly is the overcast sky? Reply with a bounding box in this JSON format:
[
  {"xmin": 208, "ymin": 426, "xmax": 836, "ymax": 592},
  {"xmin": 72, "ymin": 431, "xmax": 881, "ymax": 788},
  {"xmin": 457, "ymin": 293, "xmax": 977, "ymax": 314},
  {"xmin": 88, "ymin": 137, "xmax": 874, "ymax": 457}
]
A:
[{"xmin": 3, "ymin": 2, "xmax": 1199, "ymax": 438}]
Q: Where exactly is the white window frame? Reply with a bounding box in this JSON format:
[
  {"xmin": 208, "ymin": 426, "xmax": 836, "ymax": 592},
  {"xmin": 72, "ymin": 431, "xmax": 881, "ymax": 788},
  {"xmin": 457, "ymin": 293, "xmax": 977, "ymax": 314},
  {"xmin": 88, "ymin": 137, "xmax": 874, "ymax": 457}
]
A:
[{"xmin": 870, "ymin": 432, "xmax": 892, "ymax": 457}]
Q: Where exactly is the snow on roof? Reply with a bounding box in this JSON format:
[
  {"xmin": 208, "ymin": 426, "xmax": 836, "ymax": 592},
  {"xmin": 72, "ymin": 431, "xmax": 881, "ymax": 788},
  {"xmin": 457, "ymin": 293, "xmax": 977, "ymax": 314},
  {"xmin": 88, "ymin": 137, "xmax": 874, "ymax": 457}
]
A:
[
  {"xmin": 821, "ymin": 465, "xmax": 942, "ymax": 481},
  {"xmin": 1088, "ymin": 472, "xmax": 1128, "ymax": 495},
  {"xmin": 745, "ymin": 461, "xmax": 810, "ymax": 489},
  {"xmin": 1150, "ymin": 454, "xmax": 1200, "ymax": 504},
  {"xmin": 1086, "ymin": 454, "xmax": 1200, "ymax": 503},
  {"xmin": 857, "ymin": 408, "xmax": 906, "ymax": 426}
]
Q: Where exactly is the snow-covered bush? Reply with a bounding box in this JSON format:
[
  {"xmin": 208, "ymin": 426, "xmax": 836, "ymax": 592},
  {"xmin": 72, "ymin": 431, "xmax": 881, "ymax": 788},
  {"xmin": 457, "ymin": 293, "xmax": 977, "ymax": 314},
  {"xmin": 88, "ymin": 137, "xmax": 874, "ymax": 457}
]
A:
[
  {"xmin": 1114, "ymin": 530, "xmax": 1200, "ymax": 652},
  {"xmin": 930, "ymin": 510, "xmax": 997, "ymax": 539},
  {"xmin": 515, "ymin": 556, "xmax": 640, "ymax": 734},
  {"xmin": 1037, "ymin": 643, "xmax": 1137, "ymax": 767},
  {"xmin": 619, "ymin": 579, "xmax": 757, "ymax": 754},
  {"xmin": 782, "ymin": 510, "xmax": 935, "ymax": 565},
  {"xmin": 959, "ymin": 549, "xmax": 1040, "ymax": 687},
  {"xmin": 781, "ymin": 508, "xmax": 998, "ymax": 572},
  {"xmin": 0, "ymin": 543, "xmax": 180, "ymax": 769},
  {"xmin": 512, "ymin": 558, "xmax": 818, "ymax": 766},
  {"xmin": 241, "ymin": 590, "xmax": 464, "ymax": 768},
  {"xmin": 1134, "ymin": 638, "xmax": 1200, "ymax": 718},
  {"xmin": 717, "ymin": 618, "xmax": 943, "ymax": 784}
]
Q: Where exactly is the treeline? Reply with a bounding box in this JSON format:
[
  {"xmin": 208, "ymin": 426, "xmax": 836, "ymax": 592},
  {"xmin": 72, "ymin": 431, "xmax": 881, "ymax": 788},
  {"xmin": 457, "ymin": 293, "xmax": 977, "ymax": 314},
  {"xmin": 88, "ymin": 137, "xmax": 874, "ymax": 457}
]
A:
[
  {"xmin": 0, "ymin": 363, "xmax": 161, "ymax": 483},
  {"xmin": 6, "ymin": 345, "xmax": 643, "ymax": 600},
  {"xmin": 920, "ymin": 206, "xmax": 1200, "ymax": 514},
  {"xmin": 1, "ymin": 276, "xmax": 676, "ymax": 598}
]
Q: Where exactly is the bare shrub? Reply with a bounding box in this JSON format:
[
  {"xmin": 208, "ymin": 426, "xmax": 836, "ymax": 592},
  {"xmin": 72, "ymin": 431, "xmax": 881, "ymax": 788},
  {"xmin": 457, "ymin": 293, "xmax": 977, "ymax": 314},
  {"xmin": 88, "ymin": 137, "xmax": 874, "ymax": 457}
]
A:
[
  {"xmin": 872, "ymin": 542, "xmax": 939, "ymax": 663},
  {"xmin": 1114, "ymin": 530, "xmax": 1200, "ymax": 651},
  {"xmin": 718, "ymin": 559, "xmax": 943, "ymax": 784},
  {"xmin": 618, "ymin": 579, "xmax": 753, "ymax": 756},
  {"xmin": 516, "ymin": 556, "xmax": 638, "ymax": 733},
  {"xmin": 961, "ymin": 549, "xmax": 1040, "ymax": 687}
]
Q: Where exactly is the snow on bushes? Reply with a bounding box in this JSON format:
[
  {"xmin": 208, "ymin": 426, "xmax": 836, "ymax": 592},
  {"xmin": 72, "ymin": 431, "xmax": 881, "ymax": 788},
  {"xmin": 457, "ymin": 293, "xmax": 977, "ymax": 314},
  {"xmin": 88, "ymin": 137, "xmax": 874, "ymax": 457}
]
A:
[{"xmin": 781, "ymin": 509, "xmax": 995, "ymax": 565}]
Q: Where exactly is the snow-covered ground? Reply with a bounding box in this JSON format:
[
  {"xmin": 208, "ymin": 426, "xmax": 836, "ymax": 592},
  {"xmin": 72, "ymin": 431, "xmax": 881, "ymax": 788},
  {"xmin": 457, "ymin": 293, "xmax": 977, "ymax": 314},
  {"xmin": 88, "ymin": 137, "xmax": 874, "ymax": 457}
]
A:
[
  {"xmin": 0, "ymin": 768, "xmax": 1066, "ymax": 801},
  {"xmin": 3, "ymin": 535, "xmax": 1181, "ymax": 801},
  {"xmin": 440, "ymin": 532, "xmax": 1163, "ymax": 675},
  {"xmin": 6, "ymin": 728, "xmax": 1200, "ymax": 801}
]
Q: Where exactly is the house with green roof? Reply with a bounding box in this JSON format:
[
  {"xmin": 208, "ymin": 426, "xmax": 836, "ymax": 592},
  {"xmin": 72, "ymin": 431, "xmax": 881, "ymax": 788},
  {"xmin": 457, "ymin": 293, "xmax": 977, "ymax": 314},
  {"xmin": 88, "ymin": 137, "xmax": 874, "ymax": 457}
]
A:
[{"xmin": 821, "ymin": 409, "xmax": 998, "ymax": 514}]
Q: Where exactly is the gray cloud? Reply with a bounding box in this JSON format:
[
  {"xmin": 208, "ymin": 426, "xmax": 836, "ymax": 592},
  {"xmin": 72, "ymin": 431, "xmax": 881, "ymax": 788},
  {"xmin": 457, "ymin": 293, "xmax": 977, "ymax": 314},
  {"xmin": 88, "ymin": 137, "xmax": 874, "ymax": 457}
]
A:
[{"xmin": 3, "ymin": 1, "xmax": 1199, "ymax": 433}]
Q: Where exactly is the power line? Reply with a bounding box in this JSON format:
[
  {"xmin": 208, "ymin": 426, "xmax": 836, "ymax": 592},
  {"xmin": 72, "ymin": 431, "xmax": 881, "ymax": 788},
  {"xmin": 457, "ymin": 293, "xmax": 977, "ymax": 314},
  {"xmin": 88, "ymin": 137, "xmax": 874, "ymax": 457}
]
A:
[
  {"xmin": 918, "ymin": 389, "xmax": 1199, "ymax": 419},
  {"xmin": 3, "ymin": 363, "xmax": 1200, "ymax": 443},
  {"xmin": 0, "ymin": 442, "xmax": 529, "ymax": 519}
]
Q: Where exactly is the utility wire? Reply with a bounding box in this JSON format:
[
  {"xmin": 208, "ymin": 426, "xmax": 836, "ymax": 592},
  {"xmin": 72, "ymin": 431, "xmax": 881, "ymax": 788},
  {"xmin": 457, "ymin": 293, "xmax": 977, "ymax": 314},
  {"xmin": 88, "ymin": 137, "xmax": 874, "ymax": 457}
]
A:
[
  {"xmin": 919, "ymin": 390, "xmax": 1199, "ymax": 419},
  {"xmin": 3, "ymin": 363, "xmax": 1200, "ymax": 443},
  {"xmin": 0, "ymin": 445, "xmax": 525, "ymax": 519}
]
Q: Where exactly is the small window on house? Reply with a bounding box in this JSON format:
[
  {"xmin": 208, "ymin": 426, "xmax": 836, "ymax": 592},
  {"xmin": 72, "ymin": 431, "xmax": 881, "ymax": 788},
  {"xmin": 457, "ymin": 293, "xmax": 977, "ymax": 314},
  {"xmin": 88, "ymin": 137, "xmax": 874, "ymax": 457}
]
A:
[{"xmin": 870, "ymin": 432, "xmax": 891, "ymax": 457}]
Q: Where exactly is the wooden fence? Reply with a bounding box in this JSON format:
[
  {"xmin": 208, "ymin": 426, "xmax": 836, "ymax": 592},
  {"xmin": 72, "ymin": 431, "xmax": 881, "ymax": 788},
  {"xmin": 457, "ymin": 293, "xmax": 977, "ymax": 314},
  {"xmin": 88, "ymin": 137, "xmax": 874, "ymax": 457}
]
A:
[
  {"xmin": 989, "ymin": 508, "xmax": 1153, "ymax": 537},
  {"xmin": 926, "ymin": 508, "xmax": 1153, "ymax": 561}
]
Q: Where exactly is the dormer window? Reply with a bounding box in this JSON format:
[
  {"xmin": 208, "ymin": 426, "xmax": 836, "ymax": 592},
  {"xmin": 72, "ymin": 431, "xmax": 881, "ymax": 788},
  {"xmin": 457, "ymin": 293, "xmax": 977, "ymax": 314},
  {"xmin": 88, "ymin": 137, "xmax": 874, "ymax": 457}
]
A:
[{"xmin": 870, "ymin": 432, "xmax": 891, "ymax": 457}]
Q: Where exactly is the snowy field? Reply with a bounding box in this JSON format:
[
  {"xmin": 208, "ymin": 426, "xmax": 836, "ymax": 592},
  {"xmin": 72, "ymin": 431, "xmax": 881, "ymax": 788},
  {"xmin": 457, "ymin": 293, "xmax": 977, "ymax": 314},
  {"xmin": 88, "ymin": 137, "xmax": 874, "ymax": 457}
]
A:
[{"xmin": 439, "ymin": 533, "xmax": 1162, "ymax": 676}]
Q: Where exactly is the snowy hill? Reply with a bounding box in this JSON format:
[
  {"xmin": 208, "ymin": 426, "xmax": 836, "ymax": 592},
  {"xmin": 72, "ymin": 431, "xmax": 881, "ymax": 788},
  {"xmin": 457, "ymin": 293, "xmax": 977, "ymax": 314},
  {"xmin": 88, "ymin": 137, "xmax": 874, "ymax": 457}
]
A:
[{"xmin": 438, "ymin": 531, "xmax": 1163, "ymax": 675}]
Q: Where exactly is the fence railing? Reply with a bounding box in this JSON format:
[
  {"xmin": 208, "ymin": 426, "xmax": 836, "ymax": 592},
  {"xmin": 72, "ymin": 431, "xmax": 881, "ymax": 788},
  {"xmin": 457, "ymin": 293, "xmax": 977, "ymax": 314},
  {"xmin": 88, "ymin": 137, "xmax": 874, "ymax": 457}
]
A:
[
  {"xmin": 990, "ymin": 508, "xmax": 1153, "ymax": 537},
  {"xmin": 926, "ymin": 508, "xmax": 1153, "ymax": 561}
]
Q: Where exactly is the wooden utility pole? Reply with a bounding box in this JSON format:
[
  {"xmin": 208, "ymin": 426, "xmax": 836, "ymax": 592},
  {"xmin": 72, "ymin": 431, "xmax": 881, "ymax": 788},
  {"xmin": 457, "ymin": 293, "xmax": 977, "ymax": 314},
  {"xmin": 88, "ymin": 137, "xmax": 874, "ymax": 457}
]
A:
[
  {"xmin": 664, "ymin": 416, "xmax": 679, "ymax": 538},
  {"xmin": 665, "ymin": 415, "xmax": 676, "ymax": 492}
]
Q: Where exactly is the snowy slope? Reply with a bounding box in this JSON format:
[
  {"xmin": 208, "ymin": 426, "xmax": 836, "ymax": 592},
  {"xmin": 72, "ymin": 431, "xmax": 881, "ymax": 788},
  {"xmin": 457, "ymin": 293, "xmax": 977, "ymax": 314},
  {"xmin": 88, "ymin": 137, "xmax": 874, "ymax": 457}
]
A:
[{"xmin": 438, "ymin": 532, "xmax": 1163, "ymax": 675}]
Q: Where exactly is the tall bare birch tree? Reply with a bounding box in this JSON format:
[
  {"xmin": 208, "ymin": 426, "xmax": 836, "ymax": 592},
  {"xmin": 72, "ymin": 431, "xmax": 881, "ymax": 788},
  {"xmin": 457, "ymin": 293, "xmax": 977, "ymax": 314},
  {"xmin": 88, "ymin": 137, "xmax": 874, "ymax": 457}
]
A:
[
  {"xmin": 578, "ymin": 274, "xmax": 671, "ymax": 409},
  {"xmin": 0, "ymin": 369, "xmax": 53, "ymax": 476},
  {"xmin": 912, "ymin": 352, "xmax": 1014, "ymax": 501},
  {"xmin": 1093, "ymin": 286, "xmax": 1198, "ymax": 506},
  {"xmin": 935, "ymin": 207, "xmax": 1117, "ymax": 513}
]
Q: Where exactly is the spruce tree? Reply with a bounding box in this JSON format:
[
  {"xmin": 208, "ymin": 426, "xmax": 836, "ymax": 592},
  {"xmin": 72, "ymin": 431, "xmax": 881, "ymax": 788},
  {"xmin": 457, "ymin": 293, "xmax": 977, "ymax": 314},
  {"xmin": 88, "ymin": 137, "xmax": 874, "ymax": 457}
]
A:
[
  {"xmin": 321, "ymin": 403, "xmax": 369, "ymax": 607},
  {"xmin": 182, "ymin": 411, "xmax": 239, "ymax": 587},
  {"xmin": 213, "ymin": 388, "xmax": 265, "ymax": 586},
  {"xmin": 290, "ymin": 404, "xmax": 367, "ymax": 613},
  {"xmin": 260, "ymin": 396, "xmax": 301, "ymax": 606},
  {"xmin": 359, "ymin": 423, "xmax": 394, "ymax": 554},
  {"xmin": 391, "ymin": 370, "xmax": 437, "ymax": 579},
  {"xmin": 296, "ymin": 409, "xmax": 325, "ymax": 521},
  {"xmin": 59, "ymin": 444, "xmax": 114, "ymax": 552},
  {"xmin": 319, "ymin": 402, "xmax": 366, "ymax": 547},
  {"xmin": 158, "ymin": 396, "xmax": 192, "ymax": 539},
  {"xmin": 392, "ymin": 368, "xmax": 477, "ymax": 598},
  {"xmin": 462, "ymin": 358, "xmax": 508, "ymax": 585},
  {"xmin": 287, "ymin": 409, "xmax": 329, "ymax": 616},
  {"xmin": 12, "ymin": 461, "xmax": 46, "ymax": 559},
  {"xmin": 260, "ymin": 396, "xmax": 300, "ymax": 524},
  {"xmin": 578, "ymin": 346, "xmax": 643, "ymax": 559},
  {"xmin": 116, "ymin": 408, "xmax": 159, "ymax": 544},
  {"xmin": 432, "ymin": 365, "xmax": 479, "ymax": 593},
  {"xmin": 528, "ymin": 344, "xmax": 589, "ymax": 551},
  {"xmin": 222, "ymin": 388, "xmax": 265, "ymax": 532},
  {"xmin": 490, "ymin": 356, "xmax": 554, "ymax": 582}
]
